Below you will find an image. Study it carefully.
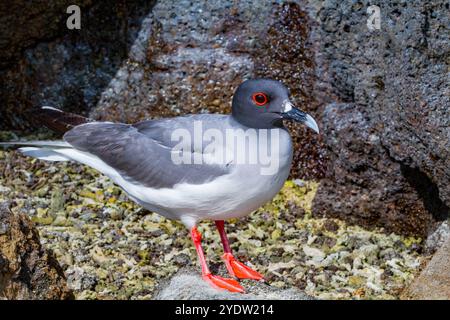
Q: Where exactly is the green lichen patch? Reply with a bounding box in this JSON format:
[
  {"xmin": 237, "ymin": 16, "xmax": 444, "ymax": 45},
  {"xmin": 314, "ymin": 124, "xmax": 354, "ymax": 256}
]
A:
[{"xmin": 0, "ymin": 150, "xmax": 424, "ymax": 299}]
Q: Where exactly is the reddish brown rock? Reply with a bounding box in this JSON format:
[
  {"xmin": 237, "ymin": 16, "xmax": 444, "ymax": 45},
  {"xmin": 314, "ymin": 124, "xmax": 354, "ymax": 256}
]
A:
[{"xmin": 0, "ymin": 202, "xmax": 73, "ymax": 300}]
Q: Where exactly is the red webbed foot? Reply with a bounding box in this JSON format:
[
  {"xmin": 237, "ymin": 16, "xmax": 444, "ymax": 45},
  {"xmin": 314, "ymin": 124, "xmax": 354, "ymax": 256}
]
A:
[
  {"xmin": 222, "ymin": 253, "xmax": 264, "ymax": 280},
  {"xmin": 203, "ymin": 273, "xmax": 244, "ymax": 293},
  {"xmin": 190, "ymin": 226, "xmax": 245, "ymax": 293}
]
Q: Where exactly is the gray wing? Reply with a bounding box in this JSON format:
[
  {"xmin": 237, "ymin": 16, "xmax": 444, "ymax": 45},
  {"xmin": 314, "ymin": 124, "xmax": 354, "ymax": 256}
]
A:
[{"xmin": 63, "ymin": 115, "xmax": 232, "ymax": 189}]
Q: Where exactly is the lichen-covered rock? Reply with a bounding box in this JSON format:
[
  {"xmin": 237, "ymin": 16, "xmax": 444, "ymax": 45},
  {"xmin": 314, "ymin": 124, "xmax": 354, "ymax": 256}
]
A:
[
  {"xmin": 309, "ymin": 0, "xmax": 449, "ymax": 236},
  {"xmin": 154, "ymin": 267, "xmax": 313, "ymax": 300},
  {"xmin": 0, "ymin": 201, "xmax": 73, "ymax": 299},
  {"xmin": 0, "ymin": 151, "xmax": 424, "ymax": 299}
]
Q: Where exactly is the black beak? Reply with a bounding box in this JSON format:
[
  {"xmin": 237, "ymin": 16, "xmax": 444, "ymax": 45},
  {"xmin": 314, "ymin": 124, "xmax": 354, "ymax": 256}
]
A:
[{"xmin": 281, "ymin": 101, "xmax": 319, "ymax": 134}]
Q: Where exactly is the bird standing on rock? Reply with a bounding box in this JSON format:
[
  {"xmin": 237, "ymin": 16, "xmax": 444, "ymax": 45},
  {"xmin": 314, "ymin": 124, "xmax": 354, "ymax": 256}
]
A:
[{"xmin": 1, "ymin": 79, "xmax": 319, "ymax": 293}]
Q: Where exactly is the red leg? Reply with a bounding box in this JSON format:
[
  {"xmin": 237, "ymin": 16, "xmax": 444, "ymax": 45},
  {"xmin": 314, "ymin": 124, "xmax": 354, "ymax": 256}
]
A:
[
  {"xmin": 190, "ymin": 226, "xmax": 244, "ymax": 293},
  {"xmin": 215, "ymin": 220, "xmax": 263, "ymax": 280}
]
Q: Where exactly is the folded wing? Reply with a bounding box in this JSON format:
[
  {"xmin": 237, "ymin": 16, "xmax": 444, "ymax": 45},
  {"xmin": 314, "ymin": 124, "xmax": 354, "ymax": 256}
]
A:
[{"xmin": 63, "ymin": 118, "xmax": 231, "ymax": 189}]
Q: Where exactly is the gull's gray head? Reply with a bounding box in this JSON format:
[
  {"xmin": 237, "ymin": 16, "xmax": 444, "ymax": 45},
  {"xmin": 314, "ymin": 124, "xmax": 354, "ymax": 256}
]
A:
[{"xmin": 231, "ymin": 78, "xmax": 319, "ymax": 133}]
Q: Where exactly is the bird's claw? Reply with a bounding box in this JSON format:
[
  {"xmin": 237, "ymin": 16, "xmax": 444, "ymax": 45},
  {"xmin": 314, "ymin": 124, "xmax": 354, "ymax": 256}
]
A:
[
  {"xmin": 203, "ymin": 273, "xmax": 244, "ymax": 293},
  {"xmin": 222, "ymin": 253, "xmax": 264, "ymax": 280}
]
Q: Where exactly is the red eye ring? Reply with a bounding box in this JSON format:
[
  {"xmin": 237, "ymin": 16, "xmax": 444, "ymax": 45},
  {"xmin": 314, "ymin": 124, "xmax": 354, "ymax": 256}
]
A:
[{"xmin": 252, "ymin": 92, "xmax": 268, "ymax": 106}]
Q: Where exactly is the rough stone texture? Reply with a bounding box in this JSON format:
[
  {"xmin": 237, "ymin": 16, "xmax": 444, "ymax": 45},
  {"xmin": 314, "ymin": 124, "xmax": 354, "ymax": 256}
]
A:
[
  {"xmin": 0, "ymin": 0, "xmax": 157, "ymax": 131},
  {"xmin": 0, "ymin": 202, "xmax": 73, "ymax": 299},
  {"xmin": 90, "ymin": 0, "xmax": 327, "ymax": 180},
  {"xmin": 0, "ymin": 0, "xmax": 91, "ymax": 69},
  {"xmin": 311, "ymin": 103, "xmax": 443, "ymax": 237},
  {"xmin": 425, "ymin": 220, "xmax": 450, "ymax": 253},
  {"xmin": 154, "ymin": 267, "xmax": 313, "ymax": 300},
  {"xmin": 402, "ymin": 237, "xmax": 450, "ymax": 300},
  {"xmin": 309, "ymin": 0, "xmax": 449, "ymax": 236}
]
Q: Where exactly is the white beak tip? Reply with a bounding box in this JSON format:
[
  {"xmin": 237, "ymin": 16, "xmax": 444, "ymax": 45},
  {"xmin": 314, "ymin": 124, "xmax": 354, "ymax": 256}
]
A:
[{"xmin": 305, "ymin": 114, "xmax": 320, "ymax": 134}]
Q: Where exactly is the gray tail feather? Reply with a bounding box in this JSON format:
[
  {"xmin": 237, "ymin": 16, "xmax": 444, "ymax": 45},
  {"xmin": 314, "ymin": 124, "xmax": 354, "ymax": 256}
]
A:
[
  {"xmin": 0, "ymin": 140, "xmax": 70, "ymax": 148},
  {"xmin": 18, "ymin": 147, "xmax": 71, "ymax": 162},
  {"xmin": 0, "ymin": 141, "xmax": 73, "ymax": 162}
]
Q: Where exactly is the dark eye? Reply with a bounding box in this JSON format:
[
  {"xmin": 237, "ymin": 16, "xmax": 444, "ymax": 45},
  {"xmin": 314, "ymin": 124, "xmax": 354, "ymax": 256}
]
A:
[{"xmin": 252, "ymin": 92, "xmax": 268, "ymax": 106}]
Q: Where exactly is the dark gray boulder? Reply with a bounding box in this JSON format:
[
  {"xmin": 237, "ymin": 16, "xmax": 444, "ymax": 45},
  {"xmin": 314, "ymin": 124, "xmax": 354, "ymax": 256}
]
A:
[
  {"xmin": 309, "ymin": 0, "xmax": 449, "ymax": 236},
  {"xmin": 0, "ymin": 0, "xmax": 157, "ymax": 131},
  {"xmin": 0, "ymin": 0, "xmax": 326, "ymax": 180},
  {"xmin": 312, "ymin": 103, "xmax": 441, "ymax": 236}
]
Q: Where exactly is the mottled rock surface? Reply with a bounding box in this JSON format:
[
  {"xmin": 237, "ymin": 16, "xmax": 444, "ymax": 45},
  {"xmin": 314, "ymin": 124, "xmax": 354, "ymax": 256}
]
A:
[
  {"xmin": 309, "ymin": 0, "xmax": 449, "ymax": 236},
  {"xmin": 154, "ymin": 267, "xmax": 313, "ymax": 300},
  {"xmin": 403, "ymin": 237, "xmax": 450, "ymax": 300},
  {"xmin": 0, "ymin": 201, "xmax": 73, "ymax": 299},
  {"xmin": 311, "ymin": 103, "xmax": 443, "ymax": 237}
]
